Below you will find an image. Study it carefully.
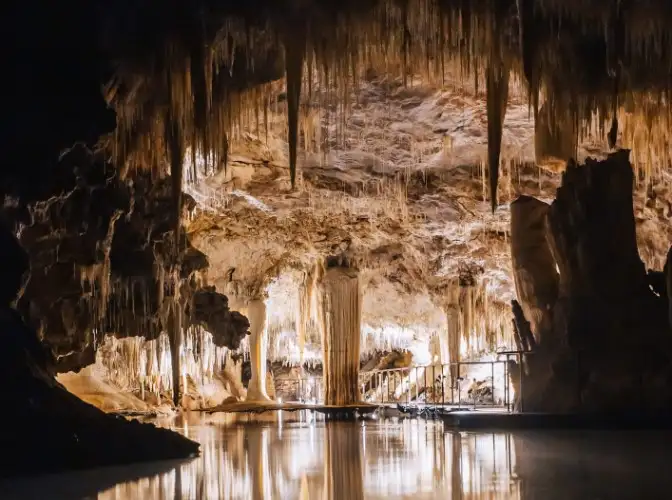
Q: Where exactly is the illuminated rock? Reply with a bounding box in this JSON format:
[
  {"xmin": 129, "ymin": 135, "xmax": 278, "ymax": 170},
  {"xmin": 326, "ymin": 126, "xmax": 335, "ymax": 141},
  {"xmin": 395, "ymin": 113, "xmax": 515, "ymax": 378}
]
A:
[{"xmin": 510, "ymin": 195, "xmax": 558, "ymax": 343}]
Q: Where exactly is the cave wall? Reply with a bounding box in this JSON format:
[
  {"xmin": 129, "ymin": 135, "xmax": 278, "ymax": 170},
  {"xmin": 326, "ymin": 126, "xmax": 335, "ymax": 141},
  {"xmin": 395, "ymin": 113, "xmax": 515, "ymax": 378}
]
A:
[
  {"xmin": 511, "ymin": 151, "xmax": 672, "ymax": 413},
  {"xmin": 3, "ymin": 145, "xmax": 249, "ymax": 374}
]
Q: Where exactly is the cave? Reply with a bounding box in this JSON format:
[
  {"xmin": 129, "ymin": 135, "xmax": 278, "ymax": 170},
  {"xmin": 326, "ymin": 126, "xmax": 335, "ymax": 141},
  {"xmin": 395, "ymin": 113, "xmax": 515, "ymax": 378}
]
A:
[{"xmin": 3, "ymin": 0, "xmax": 672, "ymax": 496}]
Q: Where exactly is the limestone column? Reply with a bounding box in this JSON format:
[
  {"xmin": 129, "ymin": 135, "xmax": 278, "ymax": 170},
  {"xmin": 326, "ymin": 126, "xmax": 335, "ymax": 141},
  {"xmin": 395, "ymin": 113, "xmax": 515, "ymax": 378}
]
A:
[
  {"xmin": 316, "ymin": 267, "xmax": 361, "ymax": 406},
  {"xmin": 246, "ymin": 299, "xmax": 272, "ymax": 402}
]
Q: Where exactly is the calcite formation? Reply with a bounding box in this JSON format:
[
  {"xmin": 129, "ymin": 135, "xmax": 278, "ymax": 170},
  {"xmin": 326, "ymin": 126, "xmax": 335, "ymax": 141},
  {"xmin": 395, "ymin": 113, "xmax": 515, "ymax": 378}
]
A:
[{"xmin": 317, "ymin": 265, "xmax": 362, "ymax": 406}]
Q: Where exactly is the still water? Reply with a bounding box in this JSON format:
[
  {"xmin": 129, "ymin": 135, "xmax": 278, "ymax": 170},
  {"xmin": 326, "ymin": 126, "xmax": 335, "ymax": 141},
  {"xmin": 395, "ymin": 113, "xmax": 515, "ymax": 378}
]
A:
[{"xmin": 3, "ymin": 412, "xmax": 672, "ymax": 499}]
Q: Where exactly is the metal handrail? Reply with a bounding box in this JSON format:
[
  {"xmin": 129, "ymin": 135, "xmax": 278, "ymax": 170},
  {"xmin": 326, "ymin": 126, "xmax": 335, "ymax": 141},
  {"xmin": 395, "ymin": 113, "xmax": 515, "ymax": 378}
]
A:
[{"xmin": 279, "ymin": 359, "xmax": 514, "ymax": 411}]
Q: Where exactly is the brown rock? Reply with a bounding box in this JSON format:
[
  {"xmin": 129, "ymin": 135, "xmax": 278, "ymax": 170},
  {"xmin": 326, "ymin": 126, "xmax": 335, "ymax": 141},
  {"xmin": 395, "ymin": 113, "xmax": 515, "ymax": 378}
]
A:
[{"xmin": 510, "ymin": 195, "xmax": 559, "ymax": 343}]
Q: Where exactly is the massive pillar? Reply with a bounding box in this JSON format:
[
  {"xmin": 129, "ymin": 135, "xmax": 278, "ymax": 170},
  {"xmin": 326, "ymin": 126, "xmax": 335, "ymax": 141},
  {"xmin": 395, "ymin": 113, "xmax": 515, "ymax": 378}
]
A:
[
  {"xmin": 510, "ymin": 195, "xmax": 559, "ymax": 344},
  {"xmin": 246, "ymin": 299, "xmax": 272, "ymax": 402},
  {"xmin": 317, "ymin": 266, "xmax": 361, "ymax": 406}
]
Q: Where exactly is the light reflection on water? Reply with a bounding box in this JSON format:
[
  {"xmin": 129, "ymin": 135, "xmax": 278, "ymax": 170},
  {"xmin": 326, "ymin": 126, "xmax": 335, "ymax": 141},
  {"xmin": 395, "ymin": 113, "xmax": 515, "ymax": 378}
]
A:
[
  {"xmin": 96, "ymin": 415, "xmax": 520, "ymax": 500},
  {"xmin": 4, "ymin": 412, "xmax": 672, "ymax": 499}
]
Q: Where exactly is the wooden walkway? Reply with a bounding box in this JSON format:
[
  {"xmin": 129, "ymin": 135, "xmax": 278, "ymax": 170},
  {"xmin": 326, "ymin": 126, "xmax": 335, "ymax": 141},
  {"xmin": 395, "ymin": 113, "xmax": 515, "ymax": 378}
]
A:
[{"xmin": 205, "ymin": 401, "xmax": 378, "ymax": 415}]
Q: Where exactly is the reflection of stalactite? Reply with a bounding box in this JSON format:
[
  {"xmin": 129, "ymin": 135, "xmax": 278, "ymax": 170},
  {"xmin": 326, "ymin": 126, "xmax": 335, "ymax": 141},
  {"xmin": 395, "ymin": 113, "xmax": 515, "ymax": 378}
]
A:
[
  {"xmin": 247, "ymin": 428, "xmax": 270, "ymax": 500},
  {"xmin": 451, "ymin": 433, "xmax": 463, "ymax": 500},
  {"xmin": 324, "ymin": 423, "xmax": 364, "ymax": 500},
  {"xmin": 317, "ymin": 267, "xmax": 361, "ymax": 406}
]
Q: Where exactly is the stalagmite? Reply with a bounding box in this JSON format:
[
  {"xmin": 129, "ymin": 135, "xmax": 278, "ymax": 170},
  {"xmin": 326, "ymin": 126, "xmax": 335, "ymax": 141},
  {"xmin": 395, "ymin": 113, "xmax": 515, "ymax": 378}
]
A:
[
  {"xmin": 510, "ymin": 196, "xmax": 559, "ymax": 343},
  {"xmin": 246, "ymin": 298, "xmax": 272, "ymax": 402},
  {"xmin": 316, "ymin": 266, "xmax": 361, "ymax": 406},
  {"xmin": 547, "ymin": 152, "xmax": 647, "ymax": 302}
]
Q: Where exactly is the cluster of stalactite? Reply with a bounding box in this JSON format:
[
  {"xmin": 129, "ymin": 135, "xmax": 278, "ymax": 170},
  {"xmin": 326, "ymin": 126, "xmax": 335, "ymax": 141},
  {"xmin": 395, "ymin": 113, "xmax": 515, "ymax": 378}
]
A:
[
  {"xmin": 441, "ymin": 281, "xmax": 516, "ymax": 363},
  {"xmin": 103, "ymin": 0, "xmax": 672, "ymax": 218},
  {"xmin": 5, "ymin": 146, "xmax": 250, "ymax": 408},
  {"xmin": 95, "ymin": 327, "xmax": 228, "ymax": 401}
]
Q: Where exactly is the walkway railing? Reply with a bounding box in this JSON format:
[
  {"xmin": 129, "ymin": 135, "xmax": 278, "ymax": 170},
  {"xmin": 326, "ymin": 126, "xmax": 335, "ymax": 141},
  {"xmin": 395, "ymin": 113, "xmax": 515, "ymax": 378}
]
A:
[
  {"xmin": 279, "ymin": 357, "xmax": 519, "ymax": 411},
  {"xmin": 359, "ymin": 360, "xmax": 512, "ymax": 409}
]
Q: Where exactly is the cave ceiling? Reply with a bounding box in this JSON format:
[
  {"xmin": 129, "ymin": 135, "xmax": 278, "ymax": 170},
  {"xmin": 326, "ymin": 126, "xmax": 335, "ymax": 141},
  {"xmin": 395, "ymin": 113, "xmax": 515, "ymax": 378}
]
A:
[{"xmin": 101, "ymin": 0, "xmax": 672, "ymax": 324}]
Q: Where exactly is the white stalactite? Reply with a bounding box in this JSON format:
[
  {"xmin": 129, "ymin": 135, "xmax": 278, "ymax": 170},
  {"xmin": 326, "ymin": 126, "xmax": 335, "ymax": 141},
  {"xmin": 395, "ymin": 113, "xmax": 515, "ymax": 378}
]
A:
[
  {"xmin": 317, "ymin": 267, "xmax": 362, "ymax": 406},
  {"xmin": 246, "ymin": 298, "xmax": 272, "ymax": 402}
]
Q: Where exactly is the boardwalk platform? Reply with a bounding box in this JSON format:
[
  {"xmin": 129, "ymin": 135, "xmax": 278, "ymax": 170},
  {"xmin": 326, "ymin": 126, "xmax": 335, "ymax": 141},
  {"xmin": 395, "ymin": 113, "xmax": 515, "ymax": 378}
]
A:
[
  {"xmin": 205, "ymin": 401, "xmax": 378, "ymax": 418},
  {"xmin": 441, "ymin": 411, "xmax": 672, "ymax": 430}
]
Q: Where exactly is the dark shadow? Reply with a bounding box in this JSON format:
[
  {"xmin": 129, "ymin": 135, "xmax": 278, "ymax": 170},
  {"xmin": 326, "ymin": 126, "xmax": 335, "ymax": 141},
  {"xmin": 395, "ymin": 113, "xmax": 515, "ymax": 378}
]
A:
[
  {"xmin": 513, "ymin": 430, "xmax": 672, "ymax": 500},
  {"xmin": 0, "ymin": 457, "xmax": 195, "ymax": 500}
]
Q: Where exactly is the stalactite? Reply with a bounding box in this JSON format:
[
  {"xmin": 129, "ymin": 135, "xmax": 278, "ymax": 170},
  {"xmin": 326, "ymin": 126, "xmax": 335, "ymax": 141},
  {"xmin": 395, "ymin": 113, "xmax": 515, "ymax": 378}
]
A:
[
  {"xmin": 296, "ymin": 269, "xmax": 315, "ymax": 366},
  {"xmin": 441, "ymin": 280, "xmax": 515, "ymax": 363},
  {"xmin": 95, "ymin": 328, "xmax": 227, "ymax": 402},
  {"xmin": 317, "ymin": 266, "xmax": 362, "ymax": 406},
  {"xmin": 284, "ymin": 21, "xmax": 306, "ymax": 188},
  {"xmin": 486, "ymin": 62, "xmax": 510, "ymax": 213},
  {"xmin": 168, "ymin": 301, "xmax": 184, "ymax": 406}
]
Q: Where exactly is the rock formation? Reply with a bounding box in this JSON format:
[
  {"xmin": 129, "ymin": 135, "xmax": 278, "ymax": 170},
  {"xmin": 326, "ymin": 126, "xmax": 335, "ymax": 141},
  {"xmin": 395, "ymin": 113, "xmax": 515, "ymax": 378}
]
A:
[
  {"xmin": 510, "ymin": 151, "xmax": 672, "ymax": 413},
  {"xmin": 4, "ymin": 145, "xmax": 249, "ymax": 404},
  {"xmin": 510, "ymin": 196, "xmax": 559, "ymax": 343},
  {"xmin": 0, "ymin": 222, "xmax": 198, "ymax": 477}
]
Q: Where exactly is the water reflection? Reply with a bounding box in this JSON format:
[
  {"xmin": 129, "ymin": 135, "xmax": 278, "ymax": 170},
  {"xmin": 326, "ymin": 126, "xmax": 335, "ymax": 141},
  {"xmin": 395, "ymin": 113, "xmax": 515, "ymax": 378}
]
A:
[{"xmin": 4, "ymin": 413, "xmax": 672, "ymax": 499}]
